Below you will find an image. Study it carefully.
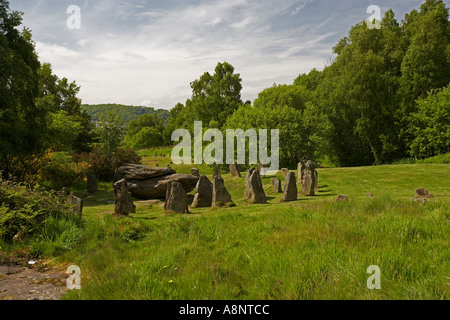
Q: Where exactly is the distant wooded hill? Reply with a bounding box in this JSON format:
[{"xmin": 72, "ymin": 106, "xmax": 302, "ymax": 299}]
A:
[{"xmin": 81, "ymin": 104, "xmax": 171, "ymax": 126}]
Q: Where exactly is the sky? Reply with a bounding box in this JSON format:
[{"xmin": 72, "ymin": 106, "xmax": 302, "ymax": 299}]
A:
[{"xmin": 10, "ymin": 0, "xmax": 438, "ymax": 110}]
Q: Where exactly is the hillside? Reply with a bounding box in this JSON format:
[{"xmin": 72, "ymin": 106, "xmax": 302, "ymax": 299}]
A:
[{"xmin": 81, "ymin": 104, "xmax": 171, "ymax": 126}]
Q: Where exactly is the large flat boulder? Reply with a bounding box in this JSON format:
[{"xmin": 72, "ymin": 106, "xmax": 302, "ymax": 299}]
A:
[
  {"xmin": 126, "ymin": 174, "xmax": 199, "ymax": 200},
  {"xmin": 115, "ymin": 164, "xmax": 176, "ymax": 181}
]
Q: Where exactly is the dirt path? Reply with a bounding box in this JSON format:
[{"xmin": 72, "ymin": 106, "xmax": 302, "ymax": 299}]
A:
[{"xmin": 0, "ymin": 263, "xmax": 68, "ymax": 300}]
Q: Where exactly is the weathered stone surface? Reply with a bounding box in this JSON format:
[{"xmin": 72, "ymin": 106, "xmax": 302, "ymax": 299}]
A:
[
  {"xmin": 282, "ymin": 168, "xmax": 290, "ymax": 180},
  {"xmin": 164, "ymin": 181, "xmax": 189, "ymax": 214},
  {"xmin": 314, "ymin": 170, "xmax": 319, "ymax": 193},
  {"xmin": 212, "ymin": 176, "xmax": 233, "ymax": 207},
  {"xmin": 258, "ymin": 163, "xmax": 265, "ymax": 178},
  {"xmin": 229, "ymin": 162, "xmax": 241, "ymax": 178},
  {"xmin": 114, "ymin": 179, "xmax": 136, "ymax": 216},
  {"xmin": 66, "ymin": 195, "xmax": 83, "ymax": 217},
  {"xmin": 191, "ymin": 168, "xmax": 200, "ymax": 177},
  {"xmin": 115, "ymin": 164, "xmax": 176, "ymax": 181},
  {"xmin": 301, "ymin": 161, "xmax": 316, "ymax": 196},
  {"xmin": 273, "ymin": 178, "xmax": 283, "ymax": 193},
  {"xmin": 214, "ymin": 165, "xmax": 221, "ymax": 178},
  {"xmin": 282, "ymin": 172, "xmax": 297, "ymax": 202},
  {"xmin": 87, "ymin": 173, "xmax": 98, "ymax": 194},
  {"xmin": 191, "ymin": 175, "xmax": 213, "ymax": 208},
  {"xmin": 336, "ymin": 195, "xmax": 349, "ymax": 202},
  {"xmin": 414, "ymin": 188, "xmax": 434, "ymax": 199},
  {"xmin": 247, "ymin": 170, "xmax": 267, "ymax": 204},
  {"xmin": 126, "ymin": 174, "xmax": 199, "ymax": 200},
  {"xmin": 244, "ymin": 168, "xmax": 255, "ymax": 199},
  {"xmin": 297, "ymin": 162, "xmax": 304, "ymax": 184}
]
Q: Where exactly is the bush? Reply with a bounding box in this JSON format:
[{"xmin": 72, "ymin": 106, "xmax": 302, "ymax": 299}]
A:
[
  {"xmin": 0, "ymin": 178, "xmax": 79, "ymax": 242},
  {"xmin": 74, "ymin": 146, "xmax": 141, "ymax": 181},
  {"xmin": 38, "ymin": 151, "xmax": 90, "ymax": 190}
]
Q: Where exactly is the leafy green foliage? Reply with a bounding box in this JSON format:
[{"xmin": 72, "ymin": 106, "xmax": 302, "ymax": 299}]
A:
[
  {"xmin": 408, "ymin": 85, "xmax": 450, "ymax": 158},
  {"xmin": 0, "ymin": 177, "xmax": 79, "ymax": 242}
]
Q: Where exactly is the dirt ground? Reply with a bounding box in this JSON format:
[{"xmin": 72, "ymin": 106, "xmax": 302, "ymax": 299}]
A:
[{"xmin": 0, "ymin": 261, "xmax": 68, "ymax": 300}]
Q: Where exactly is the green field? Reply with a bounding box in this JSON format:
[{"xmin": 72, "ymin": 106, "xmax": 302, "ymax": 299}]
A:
[{"xmin": 50, "ymin": 160, "xmax": 450, "ymax": 300}]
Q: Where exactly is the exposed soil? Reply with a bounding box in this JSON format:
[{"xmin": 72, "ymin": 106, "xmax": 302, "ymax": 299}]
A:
[{"xmin": 0, "ymin": 261, "xmax": 68, "ymax": 300}]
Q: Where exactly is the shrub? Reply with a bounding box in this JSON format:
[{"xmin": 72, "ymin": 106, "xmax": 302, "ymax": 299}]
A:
[
  {"xmin": 0, "ymin": 177, "xmax": 78, "ymax": 242},
  {"xmin": 74, "ymin": 146, "xmax": 141, "ymax": 181}
]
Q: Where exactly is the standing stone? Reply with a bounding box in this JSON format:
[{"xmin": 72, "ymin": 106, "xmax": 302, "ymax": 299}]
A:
[
  {"xmin": 191, "ymin": 175, "xmax": 213, "ymax": 208},
  {"xmin": 282, "ymin": 172, "xmax": 297, "ymax": 202},
  {"xmin": 66, "ymin": 195, "xmax": 83, "ymax": 217},
  {"xmin": 229, "ymin": 162, "xmax": 241, "ymax": 178},
  {"xmin": 164, "ymin": 181, "xmax": 189, "ymax": 214},
  {"xmin": 301, "ymin": 161, "xmax": 316, "ymax": 196},
  {"xmin": 297, "ymin": 162, "xmax": 304, "ymax": 184},
  {"xmin": 273, "ymin": 178, "xmax": 283, "ymax": 193},
  {"xmin": 212, "ymin": 176, "xmax": 233, "ymax": 207},
  {"xmin": 191, "ymin": 168, "xmax": 200, "ymax": 177},
  {"xmin": 247, "ymin": 170, "xmax": 267, "ymax": 204},
  {"xmin": 114, "ymin": 179, "xmax": 136, "ymax": 216},
  {"xmin": 314, "ymin": 170, "xmax": 319, "ymax": 193},
  {"xmin": 87, "ymin": 173, "xmax": 98, "ymax": 194},
  {"xmin": 282, "ymin": 168, "xmax": 289, "ymax": 180},
  {"xmin": 244, "ymin": 168, "xmax": 255, "ymax": 199},
  {"xmin": 213, "ymin": 165, "xmax": 221, "ymax": 178},
  {"xmin": 258, "ymin": 163, "xmax": 265, "ymax": 178}
]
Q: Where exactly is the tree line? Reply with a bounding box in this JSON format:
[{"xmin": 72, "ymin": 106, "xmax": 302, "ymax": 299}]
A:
[{"xmin": 0, "ymin": 0, "xmax": 449, "ymax": 187}]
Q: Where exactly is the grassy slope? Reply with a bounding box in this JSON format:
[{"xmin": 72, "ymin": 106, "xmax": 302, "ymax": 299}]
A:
[{"xmin": 63, "ymin": 162, "xmax": 449, "ymax": 300}]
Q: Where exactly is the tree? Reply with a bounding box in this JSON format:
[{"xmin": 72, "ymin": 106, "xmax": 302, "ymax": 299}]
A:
[
  {"xmin": 293, "ymin": 68, "xmax": 324, "ymax": 91},
  {"xmin": 95, "ymin": 112, "xmax": 125, "ymax": 158},
  {"xmin": 189, "ymin": 62, "xmax": 243, "ymax": 128},
  {"xmin": 408, "ymin": 85, "xmax": 450, "ymax": 158},
  {"xmin": 0, "ymin": 0, "xmax": 46, "ymax": 178},
  {"xmin": 225, "ymin": 103, "xmax": 331, "ymax": 169},
  {"xmin": 126, "ymin": 127, "xmax": 164, "ymax": 150},
  {"xmin": 253, "ymin": 84, "xmax": 313, "ymax": 110}
]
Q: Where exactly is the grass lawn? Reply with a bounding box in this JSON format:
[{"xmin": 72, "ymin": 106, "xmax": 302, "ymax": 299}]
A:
[{"xmin": 53, "ymin": 161, "xmax": 450, "ymax": 300}]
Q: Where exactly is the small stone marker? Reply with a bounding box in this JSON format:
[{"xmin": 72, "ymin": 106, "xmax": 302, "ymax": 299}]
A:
[
  {"xmin": 87, "ymin": 173, "xmax": 98, "ymax": 194},
  {"xmin": 66, "ymin": 195, "xmax": 83, "ymax": 217},
  {"xmin": 113, "ymin": 179, "xmax": 136, "ymax": 216},
  {"xmin": 247, "ymin": 170, "xmax": 267, "ymax": 204},
  {"xmin": 191, "ymin": 168, "xmax": 200, "ymax": 177},
  {"xmin": 273, "ymin": 178, "xmax": 283, "ymax": 193},
  {"xmin": 229, "ymin": 161, "xmax": 241, "ymax": 178},
  {"xmin": 297, "ymin": 162, "xmax": 304, "ymax": 184},
  {"xmin": 336, "ymin": 195, "xmax": 349, "ymax": 202}
]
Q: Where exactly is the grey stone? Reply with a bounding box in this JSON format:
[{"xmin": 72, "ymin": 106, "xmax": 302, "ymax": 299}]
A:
[
  {"xmin": 282, "ymin": 172, "xmax": 297, "ymax": 202},
  {"xmin": 282, "ymin": 168, "xmax": 290, "ymax": 180},
  {"xmin": 87, "ymin": 173, "xmax": 98, "ymax": 194},
  {"xmin": 114, "ymin": 179, "xmax": 136, "ymax": 216},
  {"xmin": 297, "ymin": 162, "xmax": 304, "ymax": 184},
  {"xmin": 301, "ymin": 161, "xmax": 316, "ymax": 196},
  {"xmin": 115, "ymin": 164, "xmax": 176, "ymax": 181},
  {"xmin": 191, "ymin": 175, "xmax": 213, "ymax": 208},
  {"xmin": 66, "ymin": 195, "xmax": 83, "ymax": 217},
  {"xmin": 229, "ymin": 162, "xmax": 241, "ymax": 178},
  {"xmin": 164, "ymin": 181, "xmax": 189, "ymax": 214},
  {"xmin": 247, "ymin": 170, "xmax": 267, "ymax": 204},
  {"xmin": 212, "ymin": 176, "xmax": 233, "ymax": 207},
  {"xmin": 126, "ymin": 174, "xmax": 199, "ymax": 200},
  {"xmin": 191, "ymin": 168, "xmax": 200, "ymax": 177},
  {"xmin": 336, "ymin": 195, "xmax": 349, "ymax": 202},
  {"xmin": 244, "ymin": 168, "xmax": 255, "ymax": 199},
  {"xmin": 273, "ymin": 178, "xmax": 283, "ymax": 193}
]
